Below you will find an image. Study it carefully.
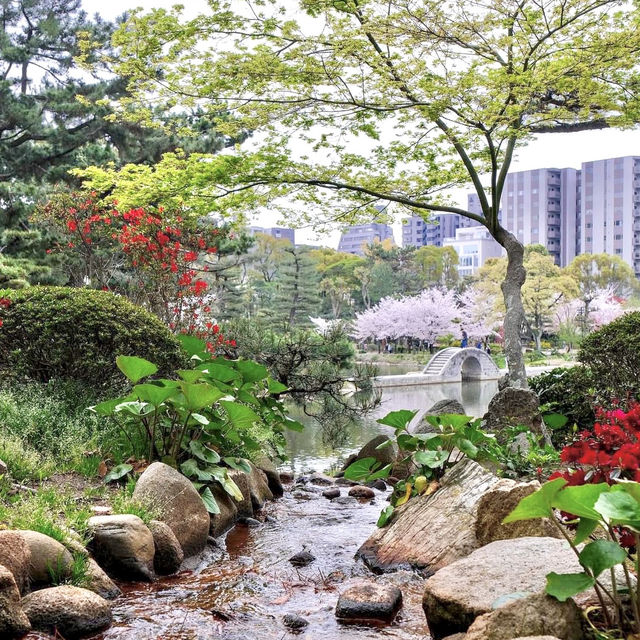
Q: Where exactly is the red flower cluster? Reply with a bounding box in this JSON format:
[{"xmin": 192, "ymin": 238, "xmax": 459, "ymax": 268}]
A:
[{"xmin": 0, "ymin": 297, "xmax": 10, "ymax": 328}]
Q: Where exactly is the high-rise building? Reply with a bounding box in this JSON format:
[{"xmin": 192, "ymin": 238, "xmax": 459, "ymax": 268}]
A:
[
  {"xmin": 444, "ymin": 226, "xmax": 504, "ymax": 278},
  {"xmin": 500, "ymin": 167, "xmax": 578, "ymax": 266},
  {"xmin": 248, "ymin": 226, "xmax": 296, "ymax": 244},
  {"xmin": 338, "ymin": 222, "xmax": 395, "ymax": 256},
  {"xmin": 401, "ymin": 213, "xmax": 473, "ymax": 248},
  {"xmin": 578, "ymin": 156, "xmax": 640, "ymax": 277}
]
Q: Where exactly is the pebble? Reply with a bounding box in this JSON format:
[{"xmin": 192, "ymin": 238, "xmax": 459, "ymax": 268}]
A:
[
  {"xmin": 289, "ymin": 550, "xmax": 316, "ymax": 567},
  {"xmin": 348, "ymin": 486, "xmax": 376, "ymax": 499},
  {"xmin": 283, "ymin": 613, "xmax": 309, "ymax": 630},
  {"xmin": 238, "ymin": 517, "xmax": 261, "ymax": 528},
  {"xmin": 322, "ymin": 488, "xmax": 341, "ymax": 499}
]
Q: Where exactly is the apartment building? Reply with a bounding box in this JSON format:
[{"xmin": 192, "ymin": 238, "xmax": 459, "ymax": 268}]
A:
[
  {"xmin": 401, "ymin": 212, "xmax": 473, "ymax": 248},
  {"xmin": 444, "ymin": 226, "xmax": 504, "ymax": 278},
  {"xmin": 248, "ymin": 226, "xmax": 296, "ymax": 244},
  {"xmin": 338, "ymin": 222, "xmax": 395, "ymax": 256}
]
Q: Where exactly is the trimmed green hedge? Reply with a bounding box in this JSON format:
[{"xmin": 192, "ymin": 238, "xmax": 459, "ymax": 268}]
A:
[{"xmin": 0, "ymin": 287, "xmax": 186, "ymax": 387}]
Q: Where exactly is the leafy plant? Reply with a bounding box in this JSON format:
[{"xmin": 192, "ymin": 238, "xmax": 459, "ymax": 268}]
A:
[
  {"xmin": 92, "ymin": 336, "xmax": 304, "ymax": 513},
  {"xmin": 505, "ymin": 477, "xmax": 640, "ymax": 635},
  {"xmin": 344, "ymin": 410, "xmax": 494, "ymax": 527}
]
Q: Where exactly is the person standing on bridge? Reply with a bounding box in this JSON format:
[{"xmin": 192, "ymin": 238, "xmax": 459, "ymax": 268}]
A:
[{"xmin": 460, "ymin": 329, "xmax": 468, "ymax": 349}]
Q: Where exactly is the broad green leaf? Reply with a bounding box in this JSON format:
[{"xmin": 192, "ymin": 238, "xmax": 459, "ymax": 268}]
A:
[
  {"xmin": 210, "ymin": 468, "xmax": 244, "ymax": 501},
  {"xmin": 344, "ymin": 457, "xmax": 378, "ymax": 481},
  {"xmin": 177, "ymin": 334, "xmax": 207, "ymax": 357},
  {"xmin": 579, "ymin": 539, "xmax": 627, "ymax": 577},
  {"xmin": 223, "ymin": 457, "xmax": 252, "ymax": 473},
  {"xmin": 457, "ymin": 438, "xmax": 478, "ymax": 458},
  {"xmin": 220, "ymin": 401, "xmax": 261, "ymax": 429},
  {"xmin": 367, "ymin": 463, "xmax": 392, "ymax": 481},
  {"xmin": 180, "ymin": 458, "xmax": 199, "ymax": 478},
  {"xmin": 574, "ymin": 518, "xmax": 599, "ymax": 545},
  {"xmin": 237, "ymin": 389, "xmax": 261, "ymax": 406},
  {"xmin": 377, "ymin": 505, "xmax": 394, "ymax": 527},
  {"xmin": 414, "ymin": 450, "xmax": 448, "ymax": 468},
  {"xmin": 375, "ymin": 439, "xmax": 395, "ymax": 450},
  {"xmin": 201, "ymin": 363, "xmax": 241, "ymax": 383},
  {"xmin": 267, "ymin": 378, "xmax": 289, "ymax": 394},
  {"xmin": 594, "ymin": 491, "xmax": 640, "ymax": 530},
  {"xmin": 133, "ymin": 383, "xmax": 178, "ymax": 407},
  {"xmin": 545, "ymin": 572, "xmax": 595, "ymax": 601},
  {"xmin": 177, "ymin": 369, "xmax": 204, "ymax": 383},
  {"xmin": 614, "ymin": 479, "xmax": 640, "ymax": 504},
  {"xmin": 200, "ymin": 487, "xmax": 220, "ymax": 515},
  {"xmin": 236, "ymin": 360, "xmax": 269, "ymax": 383},
  {"xmin": 552, "ymin": 483, "xmax": 610, "ymax": 520},
  {"xmin": 180, "ymin": 383, "xmax": 225, "ymax": 411},
  {"xmin": 503, "ymin": 477, "xmax": 567, "ymax": 523},
  {"xmin": 114, "ymin": 400, "xmax": 154, "ymax": 417},
  {"xmin": 192, "ymin": 413, "xmax": 209, "ymax": 425},
  {"xmin": 90, "ymin": 397, "xmax": 127, "ymax": 416},
  {"xmin": 103, "ymin": 463, "xmax": 133, "ymax": 484},
  {"xmin": 116, "ymin": 355, "xmax": 157, "ymax": 383},
  {"xmin": 377, "ymin": 410, "xmax": 418, "ymax": 430},
  {"xmin": 397, "ymin": 433, "xmax": 417, "ymax": 450},
  {"xmin": 189, "ymin": 441, "xmax": 221, "ymax": 464},
  {"xmin": 543, "ymin": 413, "xmax": 569, "ymax": 430},
  {"xmin": 438, "ymin": 414, "xmax": 473, "ymax": 430}
]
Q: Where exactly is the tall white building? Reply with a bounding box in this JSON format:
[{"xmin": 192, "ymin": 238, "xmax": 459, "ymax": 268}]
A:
[{"xmin": 444, "ymin": 226, "xmax": 504, "ymax": 278}]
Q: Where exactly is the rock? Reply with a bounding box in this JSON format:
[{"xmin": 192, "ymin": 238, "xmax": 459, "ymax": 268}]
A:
[
  {"xmin": 441, "ymin": 635, "xmax": 466, "ymax": 640},
  {"xmin": 422, "ymin": 537, "xmax": 626, "ymax": 639},
  {"xmin": 333, "ymin": 496, "xmax": 357, "ymax": 506},
  {"xmin": 0, "ymin": 459, "xmax": 7, "ymax": 475},
  {"xmin": 357, "ymin": 459, "xmax": 503, "ymax": 573},
  {"xmin": 483, "ymin": 388, "xmax": 548, "ymax": 444},
  {"xmin": 238, "ymin": 517, "xmax": 261, "ymax": 528},
  {"xmin": 22, "ymin": 585, "xmax": 112, "ymax": 639},
  {"xmin": 343, "ymin": 435, "xmax": 397, "ymax": 471},
  {"xmin": 148, "ymin": 520, "xmax": 184, "ymax": 576},
  {"xmin": 474, "ymin": 480, "xmax": 561, "ymax": 546},
  {"xmin": 367, "ymin": 479, "xmax": 387, "ymax": 491},
  {"xmin": 323, "ymin": 488, "xmax": 341, "ymax": 499},
  {"xmin": 335, "ymin": 477, "xmax": 357, "ymax": 487},
  {"xmin": 84, "ymin": 558, "xmax": 120, "ymax": 600},
  {"xmin": 0, "ymin": 564, "xmax": 31, "ymax": 638},
  {"xmin": 464, "ymin": 593, "xmax": 584, "ymax": 640},
  {"xmin": 0, "ymin": 531, "xmax": 30, "ymax": 594},
  {"xmin": 133, "ymin": 461, "xmax": 210, "ymax": 557},
  {"xmin": 279, "ymin": 472, "xmax": 295, "ymax": 484},
  {"xmin": 228, "ymin": 469, "xmax": 255, "ymax": 518},
  {"xmin": 335, "ymin": 580, "xmax": 402, "ymax": 623},
  {"xmin": 87, "ymin": 514, "xmax": 155, "ymax": 582},
  {"xmin": 289, "ymin": 549, "xmax": 316, "ymax": 567},
  {"xmin": 255, "ymin": 457, "xmax": 285, "ymax": 497},
  {"xmin": 90, "ymin": 506, "xmax": 112, "ymax": 516},
  {"xmin": 292, "ymin": 490, "xmax": 320, "ymax": 500},
  {"xmin": 309, "ymin": 473, "xmax": 334, "ymax": 486},
  {"xmin": 18, "ymin": 530, "xmax": 74, "ymax": 587},
  {"xmin": 283, "ymin": 613, "xmax": 309, "ymax": 630},
  {"xmin": 247, "ymin": 463, "xmax": 274, "ymax": 511},
  {"xmin": 348, "ymin": 486, "xmax": 376, "ymax": 499},
  {"xmin": 208, "ymin": 483, "xmax": 239, "ymax": 538},
  {"xmin": 414, "ymin": 399, "xmax": 466, "ymax": 434}
]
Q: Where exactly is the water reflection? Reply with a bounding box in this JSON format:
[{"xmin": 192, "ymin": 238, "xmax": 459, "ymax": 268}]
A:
[{"xmin": 283, "ymin": 379, "xmax": 498, "ymax": 474}]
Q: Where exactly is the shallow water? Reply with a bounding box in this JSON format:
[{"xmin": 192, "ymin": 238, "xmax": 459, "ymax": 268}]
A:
[{"xmin": 26, "ymin": 379, "xmax": 495, "ymax": 640}]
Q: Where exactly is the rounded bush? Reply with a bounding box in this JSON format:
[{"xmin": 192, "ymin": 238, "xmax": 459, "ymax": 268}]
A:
[
  {"xmin": 578, "ymin": 312, "xmax": 640, "ymax": 402},
  {"xmin": 0, "ymin": 287, "xmax": 186, "ymax": 387}
]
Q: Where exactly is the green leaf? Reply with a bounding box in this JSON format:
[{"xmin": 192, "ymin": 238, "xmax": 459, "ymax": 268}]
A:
[
  {"xmin": 133, "ymin": 383, "xmax": 178, "ymax": 407},
  {"xmin": 545, "ymin": 572, "xmax": 595, "ymax": 602},
  {"xmin": 103, "ymin": 463, "xmax": 133, "ymax": 484},
  {"xmin": 189, "ymin": 441, "xmax": 221, "ymax": 464},
  {"xmin": 180, "ymin": 458, "xmax": 199, "ymax": 478},
  {"xmin": 543, "ymin": 413, "xmax": 569, "ymax": 430},
  {"xmin": 236, "ymin": 360, "xmax": 269, "ymax": 383},
  {"xmin": 368, "ymin": 463, "xmax": 392, "ymax": 481},
  {"xmin": 192, "ymin": 413, "xmax": 210, "ymax": 425},
  {"xmin": 414, "ymin": 450, "xmax": 448, "ymax": 468},
  {"xmin": 344, "ymin": 457, "xmax": 378, "ymax": 481},
  {"xmin": 397, "ymin": 433, "xmax": 417, "ymax": 450},
  {"xmin": 180, "ymin": 382, "xmax": 225, "ymax": 411},
  {"xmin": 177, "ymin": 369, "xmax": 204, "ymax": 383},
  {"xmin": 210, "ymin": 468, "xmax": 244, "ymax": 501},
  {"xmin": 552, "ymin": 483, "xmax": 610, "ymax": 520},
  {"xmin": 375, "ymin": 439, "xmax": 395, "ymax": 450},
  {"xmin": 90, "ymin": 397, "xmax": 127, "ymax": 416},
  {"xmin": 438, "ymin": 414, "xmax": 473, "ymax": 429},
  {"xmin": 267, "ymin": 378, "xmax": 289, "ymax": 394},
  {"xmin": 377, "ymin": 410, "xmax": 418, "ymax": 430},
  {"xmin": 594, "ymin": 491, "xmax": 640, "ymax": 530},
  {"xmin": 200, "ymin": 487, "xmax": 220, "ymax": 515},
  {"xmin": 200, "ymin": 363, "xmax": 241, "ymax": 383},
  {"xmin": 116, "ymin": 355, "xmax": 157, "ymax": 383},
  {"xmin": 220, "ymin": 401, "xmax": 261, "ymax": 429},
  {"xmin": 177, "ymin": 334, "xmax": 208, "ymax": 357},
  {"xmin": 614, "ymin": 479, "xmax": 640, "ymax": 504},
  {"xmin": 223, "ymin": 457, "xmax": 252, "ymax": 473},
  {"xmin": 574, "ymin": 518, "xmax": 599, "ymax": 545},
  {"xmin": 503, "ymin": 477, "xmax": 567, "ymax": 523},
  {"xmin": 579, "ymin": 539, "xmax": 627, "ymax": 577},
  {"xmin": 457, "ymin": 438, "xmax": 478, "ymax": 458},
  {"xmin": 377, "ymin": 505, "xmax": 394, "ymax": 527}
]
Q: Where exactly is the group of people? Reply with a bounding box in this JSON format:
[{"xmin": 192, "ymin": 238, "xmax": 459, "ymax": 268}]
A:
[{"xmin": 460, "ymin": 330, "xmax": 492, "ymax": 354}]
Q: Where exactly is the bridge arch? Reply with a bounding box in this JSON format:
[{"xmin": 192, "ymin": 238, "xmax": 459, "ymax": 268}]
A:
[{"xmin": 422, "ymin": 347, "xmax": 500, "ymax": 382}]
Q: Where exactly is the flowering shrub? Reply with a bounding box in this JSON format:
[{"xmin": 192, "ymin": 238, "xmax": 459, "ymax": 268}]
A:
[{"xmin": 0, "ymin": 297, "xmax": 10, "ymax": 327}]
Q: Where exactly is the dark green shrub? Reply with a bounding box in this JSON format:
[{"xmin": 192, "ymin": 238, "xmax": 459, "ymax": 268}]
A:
[
  {"xmin": 0, "ymin": 287, "xmax": 186, "ymax": 388},
  {"xmin": 578, "ymin": 312, "xmax": 640, "ymax": 403},
  {"xmin": 529, "ymin": 365, "xmax": 596, "ymax": 432}
]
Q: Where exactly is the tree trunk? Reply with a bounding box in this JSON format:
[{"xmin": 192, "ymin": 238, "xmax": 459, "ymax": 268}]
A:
[{"xmin": 494, "ymin": 226, "xmax": 528, "ymax": 389}]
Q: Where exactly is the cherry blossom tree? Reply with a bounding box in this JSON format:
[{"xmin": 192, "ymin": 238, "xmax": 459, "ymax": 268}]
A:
[{"xmin": 458, "ymin": 286, "xmax": 502, "ymax": 343}]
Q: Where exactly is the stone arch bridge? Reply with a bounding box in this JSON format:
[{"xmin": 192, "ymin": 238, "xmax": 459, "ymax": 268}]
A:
[{"xmin": 422, "ymin": 347, "xmax": 500, "ymax": 382}]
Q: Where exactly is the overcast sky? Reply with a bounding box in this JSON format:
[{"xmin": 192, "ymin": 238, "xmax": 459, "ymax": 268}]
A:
[{"xmin": 83, "ymin": 0, "xmax": 640, "ymax": 247}]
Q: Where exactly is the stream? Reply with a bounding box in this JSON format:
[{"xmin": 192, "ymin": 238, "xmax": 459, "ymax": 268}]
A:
[{"xmin": 28, "ymin": 379, "xmax": 497, "ymax": 640}]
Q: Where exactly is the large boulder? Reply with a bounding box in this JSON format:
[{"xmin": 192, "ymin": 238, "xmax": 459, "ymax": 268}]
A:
[
  {"xmin": 208, "ymin": 483, "xmax": 239, "ymax": 538},
  {"xmin": 422, "ymin": 537, "xmax": 627, "ymax": 639},
  {"xmin": 464, "ymin": 593, "xmax": 584, "ymax": 640},
  {"xmin": 228, "ymin": 470, "xmax": 255, "ymax": 518},
  {"xmin": 335, "ymin": 580, "xmax": 402, "ymax": 624},
  {"xmin": 148, "ymin": 520, "xmax": 184, "ymax": 575},
  {"xmin": 414, "ymin": 399, "xmax": 466, "ymax": 435},
  {"xmin": 0, "ymin": 565, "xmax": 31, "ymax": 638},
  {"xmin": 247, "ymin": 463, "xmax": 274, "ymax": 511},
  {"xmin": 0, "ymin": 531, "xmax": 30, "ymax": 594},
  {"xmin": 133, "ymin": 462, "xmax": 210, "ymax": 557},
  {"xmin": 255, "ymin": 456, "xmax": 284, "ymax": 497},
  {"xmin": 343, "ymin": 435, "xmax": 397, "ymax": 471},
  {"xmin": 87, "ymin": 514, "xmax": 155, "ymax": 582},
  {"xmin": 483, "ymin": 388, "xmax": 548, "ymax": 443},
  {"xmin": 84, "ymin": 558, "xmax": 120, "ymax": 600},
  {"xmin": 21, "ymin": 585, "xmax": 112, "ymax": 639},
  {"xmin": 18, "ymin": 530, "xmax": 74, "ymax": 587}
]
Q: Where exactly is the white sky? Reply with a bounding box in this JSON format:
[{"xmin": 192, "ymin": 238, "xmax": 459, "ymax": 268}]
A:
[{"xmin": 83, "ymin": 0, "xmax": 640, "ymax": 248}]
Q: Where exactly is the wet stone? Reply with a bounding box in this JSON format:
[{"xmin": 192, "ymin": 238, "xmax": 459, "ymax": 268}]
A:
[
  {"xmin": 367, "ymin": 479, "xmax": 387, "ymax": 491},
  {"xmin": 348, "ymin": 486, "xmax": 376, "ymax": 499},
  {"xmin": 335, "ymin": 580, "xmax": 402, "ymax": 623},
  {"xmin": 309, "ymin": 473, "xmax": 334, "ymax": 486},
  {"xmin": 283, "ymin": 613, "xmax": 309, "ymax": 630},
  {"xmin": 322, "ymin": 488, "xmax": 341, "ymax": 499},
  {"xmin": 238, "ymin": 517, "xmax": 261, "ymax": 528},
  {"xmin": 292, "ymin": 490, "xmax": 320, "ymax": 501},
  {"xmin": 333, "ymin": 496, "xmax": 358, "ymax": 506},
  {"xmin": 335, "ymin": 477, "xmax": 357, "ymax": 487},
  {"xmin": 289, "ymin": 550, "xmax": 316, "ymax": 567}
]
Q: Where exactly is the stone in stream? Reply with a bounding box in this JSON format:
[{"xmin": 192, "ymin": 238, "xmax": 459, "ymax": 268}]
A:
[
  {"xmin": 18, "ymin": 530, "xmax": 75, "ymax": 587},
  {"xmin": 84, "ymin": 558, "xmax": 121, "ymax": 600},
  {"xmin": 335, "ymin": 477, "xmax": 357, "ymax": 487},
  {"xmin": 322, "ymin": 488, "xmax": 341, "ymax": 499},
  {"xmin": 22, "ymin": 585, "xmax": 112, "ymax": 639},
  {"xmin": 133, "ymin": 462, "xmax": 210, "ymax": 557},
  {"xmin": 209, "ymin": 483, "xmax": 239, "ymax": 538},
  {"xmin": 88, "ymin": 514, "xmax": 155, "ymax": 582},
  {"xmin": 422, "ymin": 536, "xmax": 628, "ymax": 639},
  {"xmin": 333, "ymin": 496, "xmax": 357, "ymax": 506},
  {"xmin": 238, "ymin": 517, "xmax": 261, "ymax": 528},
  {"xmin": 279, "ymin": 471, "xmax": 295, "ymax": 484},
  {"xmin": 289, "ymin": 548, "xmax": 316, "ymax": 567},
  {"xmin": 283, "ymin": 613, "xmax": 309, "ymax": 630},
  {"xmin": 0, "ymin": 564, "xmax": 31, "ymax": 638},
  {"xmin": 255, "ymin": 456, "xmax": 285, "ymax": 497},
  {"xmin": 292, "ymin": 489, "xmax": 320, "ymax": 501},
  {"xmin": 348, "ymin": 486, "xmax": 376, "ymax": 499},
  {"xmin": 342, "ymin": 435, "xmax": 397, "ymax": 471},
  {"xmin": 309, "ymin": 472, "xmax": 335, "ymax": 486},
  {"xmin": 413, "ymin": 399, "xmax": 466, "ymax": 434},
  {"xmin": 0, "ymin": 531, "xmax": 30, "ymax": 594},
  {"xmin": 148, "ymin": 520, "xmax": 184, "ymax": 576},
  {"xmin": 483, "ymin": 387, "xmax": 549, "ymax": 444},
  {"xmin": 335, "ymin": 580, "xmax": 402, "ymax": 623},
  {"xmin": 367, "ymin": 479, "xmax": 387, "ymax": 491}
]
